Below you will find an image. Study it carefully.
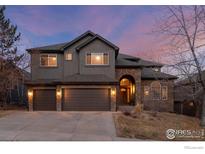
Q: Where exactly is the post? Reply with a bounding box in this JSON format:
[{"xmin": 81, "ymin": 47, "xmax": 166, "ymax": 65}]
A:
[
  {"xmin": 56, "ymin": 86, "xmax": 62, "ymax": 111},
  {"xmin": 28, "ymin": 88, "xmax": 33, "ymax": 111},
  {"xmin": 110, "ymin": 87, "xmax": 117, "ymax": 111}
]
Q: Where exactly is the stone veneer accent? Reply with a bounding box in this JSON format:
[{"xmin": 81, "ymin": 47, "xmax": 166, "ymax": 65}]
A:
[
  {"xmin": 115, "ymin": 68, "xmax": 142, "ymax": 106},
  {"xmin": 141, "ymin": 80, "xmax": 174, "ymax": 112},
  {"xmin": 110, "ymin": 86, "xmax": 117, "ymax": 111}
]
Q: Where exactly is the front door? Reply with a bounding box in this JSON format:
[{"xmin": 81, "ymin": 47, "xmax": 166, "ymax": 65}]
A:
[{"xmin": 120, "ymin": 77, "xmax": 135, "ymax": 105}]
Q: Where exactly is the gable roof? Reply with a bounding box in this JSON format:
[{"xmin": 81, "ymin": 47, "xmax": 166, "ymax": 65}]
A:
[
  {"xmin": 26, "ymin": 31, "xmax": 95, "ymax": 52},
  {"xmin": 76, "ymin": 34, "xmax": 119, "ymax": 54}
]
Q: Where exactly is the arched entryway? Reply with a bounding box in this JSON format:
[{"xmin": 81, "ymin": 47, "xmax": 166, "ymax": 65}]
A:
[{"xmin": 119, "ymin": 75, "xmax": 135, "ymax": 105}]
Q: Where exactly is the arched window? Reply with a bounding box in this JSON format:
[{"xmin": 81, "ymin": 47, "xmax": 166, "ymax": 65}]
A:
[{"xmin": 151, "ymin": 81, "xmax": 161, "ymax": 100}]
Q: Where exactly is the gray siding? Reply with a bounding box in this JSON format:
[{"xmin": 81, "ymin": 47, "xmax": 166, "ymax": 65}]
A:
[
  {"xmin": 31, "ymin": 53, "xmax": 64, "ymax": 80},
  {"xmin": 31, "ymin": 38, "xmax": 116, "ymax": 81},
  {"xmin": 79, "ymin": 39, "xmax": 115, "ymax": 79},
  {"xmin": 63, "ymin": 35, "xmax": 93, "ymax": 78},
  {"xmin": 31, "ymin": 35, "xmax": 93, "ymax": 81}
]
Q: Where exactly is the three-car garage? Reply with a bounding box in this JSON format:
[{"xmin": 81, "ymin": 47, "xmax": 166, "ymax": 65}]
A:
[{"xmin": 32, "ymin": 87, "xmax": 112, "ymax": 111}]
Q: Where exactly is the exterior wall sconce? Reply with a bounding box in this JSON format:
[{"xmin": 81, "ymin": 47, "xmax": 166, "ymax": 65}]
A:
[
  {"xmin": 132, "ymin": 84, "xmax": 135, "ymax": 94},
  {"xmin": 111, "ymin": 88, "xmax": 116, "ymax": 96},
  {"xmin": 28, "ymin": 90, "xmax": 33, "ymax": 97},
  {"xmin": 56, "ymin": 90, "xmax": 62, "ymax": 97}
]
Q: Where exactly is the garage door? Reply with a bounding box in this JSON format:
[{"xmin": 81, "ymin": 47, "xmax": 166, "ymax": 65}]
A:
[
  {"xmin": 63, "ymin": 88, "xmax": 110, "ymax": 111},
  {"xmin": 33, "ymin": 89, "xmax": 56, "ymax": 111}
]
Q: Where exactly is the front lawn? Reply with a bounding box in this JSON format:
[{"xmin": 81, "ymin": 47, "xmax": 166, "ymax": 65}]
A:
[{"xmin": 113, "ymin": 111, "xmax": 205, "ymax": 140}]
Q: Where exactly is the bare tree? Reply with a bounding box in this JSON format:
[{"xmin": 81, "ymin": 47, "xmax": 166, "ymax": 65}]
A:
[
  {"xmin": 0, "ymin": 6, "xmax": 28, "ymax": 108},
  {"xmin": 155, "ymin": 6, "xmax": 205, "ymax": 126}
]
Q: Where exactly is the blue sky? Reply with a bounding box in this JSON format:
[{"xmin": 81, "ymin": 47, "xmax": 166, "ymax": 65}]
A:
[{"xmin": 5, "ymin": 6, "xmax": 165, "ymax": 60}]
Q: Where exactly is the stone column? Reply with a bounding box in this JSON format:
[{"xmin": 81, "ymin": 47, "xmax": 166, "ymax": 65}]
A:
[
  {"xmin": 135, "ymin": 79, "xmax": 141, "ymax": 105},
  {"xmin": 56, "ymin": 86, "xmax": 62, "ymax": 111},
  {"xmin": 28, "ymin": 88, "xmax": 33, "ymax": 111},
  {"xmin": 110, "ymin": 86, "xmax": 117, "ymax": 111}
]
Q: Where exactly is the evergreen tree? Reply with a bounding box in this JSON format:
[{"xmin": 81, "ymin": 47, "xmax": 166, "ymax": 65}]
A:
[{"xmin": 0, "ymin": 6, "xmax": 23, "ymax": 107}]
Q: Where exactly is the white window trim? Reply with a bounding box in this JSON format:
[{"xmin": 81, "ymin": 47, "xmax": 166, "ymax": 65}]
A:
[
  {"xmin": 161, "ymin": 86, "xmax": 168, "ymax": 100},
  {"xmin": 40, "ymin": 54, "xmax": 57, "ymax": 67},
  {"xmin": 65, "ymin": 53, "xmax": 72, "ymax": 61},
  {"xmin": 85, "ymin": 52, "xmax": 109, "ymax": 66}
]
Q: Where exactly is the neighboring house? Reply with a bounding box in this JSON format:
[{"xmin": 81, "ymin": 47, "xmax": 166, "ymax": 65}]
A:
[
  {"xmin": 26, "ymin": 31, "xmax": 177, "ymax": 111},
  {"xmin": 174, "ymin": 71, "xmax": 205, "ymax": 117}
]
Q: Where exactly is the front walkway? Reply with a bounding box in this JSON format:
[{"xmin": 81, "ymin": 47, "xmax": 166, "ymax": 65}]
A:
[{"xmin": 0, "ymin": 111, "xmax": 139, "ymax": 141}]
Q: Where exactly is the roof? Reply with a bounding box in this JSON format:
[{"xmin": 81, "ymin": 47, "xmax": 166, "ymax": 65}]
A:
[
  {"xmin": 26, "ymin": 74, "xmax": 118, "ymax": 85},
  {"xmin": 141, "ymin": 68, "xmax": 178, "ymax": 80},
  {"xmin": 116, "ymin": 53, "xmax": 163, "ymax": 68},
  {"xmin": 63, "ymin": 74, "xmax": 118, "ymax": 83},
  {"xmin": 76, "ymin": 34, "xmax": 119, "ymax": 54},
  {"xmin": 26, "ymin": 31, "xmax": 95, "ymax": 52}
]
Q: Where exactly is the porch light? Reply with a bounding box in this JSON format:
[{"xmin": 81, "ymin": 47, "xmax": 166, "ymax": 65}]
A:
[
  {"xmin": 111, "ymin": 88, "xmax": 116, "ymax": 96},
  {"xmin": 28, "ymin": 90, "xmax": 33, "ymax": 97},
  {"xmin": 132, "ymin": 85, "xmax": 135, "ymax": 94},
  {"xmin": 56, "ymin": 90, "xmax": 61, "ymax": 97}
]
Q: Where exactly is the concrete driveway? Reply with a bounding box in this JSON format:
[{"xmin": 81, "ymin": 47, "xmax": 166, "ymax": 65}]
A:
[{"xmin": 0, "ymin": 111, "xmax": 121, "ymax": 141}]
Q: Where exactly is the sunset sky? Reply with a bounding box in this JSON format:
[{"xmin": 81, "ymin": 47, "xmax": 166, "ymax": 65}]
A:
[{"xmin": 5, "ymin": 6, "xmax": 166, "ymax": 61}]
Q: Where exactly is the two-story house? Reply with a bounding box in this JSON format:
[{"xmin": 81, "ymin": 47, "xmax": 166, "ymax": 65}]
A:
[{"xmin": 26, "ymin": 31, "xmax": 177, "ymax": 111}]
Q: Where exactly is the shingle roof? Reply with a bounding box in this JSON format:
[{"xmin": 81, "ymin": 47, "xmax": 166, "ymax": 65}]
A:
[
  {"xmin": 26, "ymin": 42, "xmax": 67, "ymax": 52},
  {"xmin": 63, "ymin": 74, "xmax": 118, "ymax": 83},
  {"xmin": 116, "ymin": 53, "xmax": 163, "ymax": 68},
  {"xmin": 141, "ymin": 68, "xmax": 177, "ymax": 80},
  {"xmin": 25, "ymin": 74, "xmax": 118, "ymax": 85}
]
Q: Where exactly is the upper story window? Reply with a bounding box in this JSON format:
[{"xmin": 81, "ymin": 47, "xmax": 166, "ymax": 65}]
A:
[
  {"xmin": 40, "ymin": 54, "xmax": 57, "ymax": 67},
  {"xmin": 86, "ymin": 53, "xmax": 109, "ymax": 65},
  {"xmin": 65, "ymin": 53, "xmax": 72, "ymax": 61}
]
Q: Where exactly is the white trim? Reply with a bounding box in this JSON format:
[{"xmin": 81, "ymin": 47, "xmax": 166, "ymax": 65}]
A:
[{"xmin": 40, "ymin": 54, "xmax": 58, "ymax": 67}]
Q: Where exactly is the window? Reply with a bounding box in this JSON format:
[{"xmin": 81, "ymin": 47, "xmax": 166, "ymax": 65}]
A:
[
  {"xmin": 86, "ymin": 53, "xmax": 109, "ymax": 65},
  {"xmin": 40, "ymin": 54, "xmax": 57, "ymax": 67},
  {"xmin": 144, "ymin": 86, "xmax": 150, "ymax": 97},
  {"xmin": 161, "ymin": 86, "xmax": 168, "ymax": 100},
  {"xmin": 151, "ymin": 81, "xmax": 161, "ymax": 100},
  {"xmin": 65, "ymin": 53, "xmax": 72, "ymax": 61}
]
